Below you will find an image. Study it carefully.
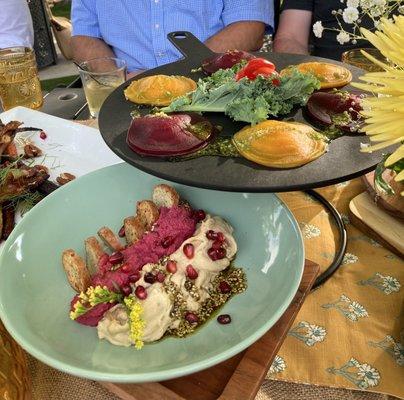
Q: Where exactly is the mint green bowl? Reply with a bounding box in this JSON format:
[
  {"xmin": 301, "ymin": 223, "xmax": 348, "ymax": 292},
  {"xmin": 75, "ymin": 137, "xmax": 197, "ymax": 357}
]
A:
[{"xmin": 0, "ymin": 163, "xmax": 304, "ymax": 382}]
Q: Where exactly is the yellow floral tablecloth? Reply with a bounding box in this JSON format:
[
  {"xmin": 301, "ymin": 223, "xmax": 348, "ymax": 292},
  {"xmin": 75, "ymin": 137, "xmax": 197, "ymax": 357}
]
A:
[
  {"xmin": 22, "ymin": 167, "xmax": 402, "ymax": 399},
  {"xmin": 270, "ymin": 179, "xmax": 404, "ymax": 399}
]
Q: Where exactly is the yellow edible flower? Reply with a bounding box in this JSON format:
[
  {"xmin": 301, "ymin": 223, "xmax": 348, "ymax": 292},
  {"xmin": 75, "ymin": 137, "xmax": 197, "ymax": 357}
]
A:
[
  {"xmin": 69, "ymin": 285, "xmax": 122, "ymax": 320},
  {"xmin": 351, "ymin": 16, "xmax": 404, "ymax": 194},
  {"xmin": 124, "ymin": 296, "xmax": 145, "ymax": 350}
]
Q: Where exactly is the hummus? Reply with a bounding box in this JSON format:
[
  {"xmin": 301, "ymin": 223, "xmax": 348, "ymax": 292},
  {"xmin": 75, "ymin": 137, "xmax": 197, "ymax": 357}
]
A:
[{"xmin": 97, "ymin": 215, "xmax": 238, "ymax": 347}]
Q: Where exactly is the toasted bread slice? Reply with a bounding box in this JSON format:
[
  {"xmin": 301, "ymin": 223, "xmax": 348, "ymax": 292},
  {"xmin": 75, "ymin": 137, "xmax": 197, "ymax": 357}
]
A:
[
  {"xmin": 124, "ymin": 216, "xmax": 146, "ymax": 245},
  {"xmin": 136, "ymin": 200, "xmax": 159, "ymax": 230},
  {"xmin": 62, "ymin": 249, "xmax": 91, "ymax": 292},
  {"xmin": 152, "ymin": 184, "xmax": 180, "ymax": 208},
  {"xmin": 97, "ymin": 227, "xmax": 124, "ymax": 251},
  {"xmin": 84, "ymin": 236, "xmax": 105, "ymax": 275}
]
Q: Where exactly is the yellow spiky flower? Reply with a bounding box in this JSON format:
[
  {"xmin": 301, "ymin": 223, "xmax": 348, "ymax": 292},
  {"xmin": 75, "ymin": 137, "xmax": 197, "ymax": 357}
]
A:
[{"xmin": 351, "ymin": 16, "xmax": 404, "ymax": 194}]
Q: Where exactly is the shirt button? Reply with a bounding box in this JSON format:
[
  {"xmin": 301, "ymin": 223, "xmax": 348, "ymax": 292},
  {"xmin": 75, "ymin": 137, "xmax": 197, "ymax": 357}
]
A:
[
  {"xmin": 154, "ymin": 0, "xmax": 159, "ymax": 3},
  {"xmin": 157, "ymin": 52, "xmax": 165, "ymax": 57},
  {"xmin": 155, "ymin": 23, "xmax": 160, "ymax": 29}
]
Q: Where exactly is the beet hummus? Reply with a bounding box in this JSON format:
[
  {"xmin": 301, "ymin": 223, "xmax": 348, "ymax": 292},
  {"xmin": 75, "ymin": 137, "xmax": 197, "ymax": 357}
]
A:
[{"xmin": 72, "ymin": 206, "xmax": 196, "ymax": 326}]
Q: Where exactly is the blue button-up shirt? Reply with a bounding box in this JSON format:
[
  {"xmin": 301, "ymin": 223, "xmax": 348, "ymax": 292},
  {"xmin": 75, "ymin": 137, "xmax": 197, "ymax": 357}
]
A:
[{"xmin": 72, "ymin": 0, "xmax": 273, "ymax": 72}]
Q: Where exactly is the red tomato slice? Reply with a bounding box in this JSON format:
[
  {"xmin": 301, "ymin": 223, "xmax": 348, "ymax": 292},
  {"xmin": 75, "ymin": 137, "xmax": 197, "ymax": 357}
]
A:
[
  {"xmin": 235, "ymin": 69, "xmax": 247, "ymax": 81},
  {"xmin": 244, "ymin": 58, "xmax": 275, "ymax": 75},
  {"xmin": 250, "ymin": 66, "xmax": 276, "ymax": 79}
]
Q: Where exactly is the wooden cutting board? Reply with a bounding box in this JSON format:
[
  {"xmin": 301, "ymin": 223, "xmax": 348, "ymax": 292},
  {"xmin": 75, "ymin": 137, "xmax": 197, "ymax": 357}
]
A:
[
  {"xmin": 349, "ymin": 192, "xmax": 404, "ymax": 258},
  {"xmin": 101, "ymin": 260, "xmax": 319, "ymax": 400}
]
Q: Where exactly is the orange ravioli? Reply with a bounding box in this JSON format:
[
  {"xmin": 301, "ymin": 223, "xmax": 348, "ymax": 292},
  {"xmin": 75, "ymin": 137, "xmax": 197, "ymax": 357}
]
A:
[
  {"xmin": 232, "ymin": 120, "xmax": 326, "ymax": 168},
  {"xmin": 124, "ymin": 75, "xmax": 197, "ymax": 106},
  {"xmin": 281, "ymin": 62, "xmax": 352, "ymax": 89}
]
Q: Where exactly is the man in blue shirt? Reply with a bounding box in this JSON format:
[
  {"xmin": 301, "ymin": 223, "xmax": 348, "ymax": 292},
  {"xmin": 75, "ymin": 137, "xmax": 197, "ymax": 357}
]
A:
[{"xmin": 71, "ymin": 0, "xmax": 273, "ymax": 77}]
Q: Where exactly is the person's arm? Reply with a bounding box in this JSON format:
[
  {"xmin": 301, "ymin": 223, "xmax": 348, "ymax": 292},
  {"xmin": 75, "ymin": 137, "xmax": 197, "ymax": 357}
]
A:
[
  {"xmin": 205, "ymin": 21, "xmax": 266, "ymax": 52},
  {"xmin": 205, "ymin": 0, "xmax": 273, "ymax": 52},
  {"xmin": 273, "ymin": 9, "xmax": 313, "ymax": 54},
  {"xmin": 71, "ymin": 36, "xmax": 115, "ymax": 65}
]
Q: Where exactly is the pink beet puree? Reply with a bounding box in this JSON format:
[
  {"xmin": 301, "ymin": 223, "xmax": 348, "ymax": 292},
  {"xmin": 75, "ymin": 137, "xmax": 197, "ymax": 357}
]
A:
[
  {"xmin": 70, "ymin": 295, "xmax": 115, "ymax": 327},
  {"xmin": 72, "ymin": 206, "xmax": 196, "ymax": 326}
]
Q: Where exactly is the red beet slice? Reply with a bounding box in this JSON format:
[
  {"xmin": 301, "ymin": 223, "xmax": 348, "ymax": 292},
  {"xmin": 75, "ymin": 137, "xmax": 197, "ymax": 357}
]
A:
[
  {"xmin": 305, "ymin": 91, "xmax": 363, "ymax": 132},
  {"xmin": 202, "ymin": 50, "xmax": 256, "ymax": 75},
  {"xmin": 127, "ymin": 113, "xmax": 215, "ymax": 157}
]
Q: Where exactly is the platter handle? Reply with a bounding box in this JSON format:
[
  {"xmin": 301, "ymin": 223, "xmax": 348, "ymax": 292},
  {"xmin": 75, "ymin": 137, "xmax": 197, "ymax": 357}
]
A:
[{"xmin": 167, "ymin": 31, "xmax": 215, "ymax": 61}]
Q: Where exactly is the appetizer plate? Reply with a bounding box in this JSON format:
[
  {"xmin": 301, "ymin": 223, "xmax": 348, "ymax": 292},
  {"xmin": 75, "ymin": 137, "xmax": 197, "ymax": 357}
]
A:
[
  {"xmin": 99, "ymin": 32, "xmax": 387, "ymax": 192},
  {"xmin": 0, "ymin": 106, "xmax": 121, "ymax": 183},
  {"xmin": 0, "ymin": 163, "xmax": 304, "ymax": 382}
]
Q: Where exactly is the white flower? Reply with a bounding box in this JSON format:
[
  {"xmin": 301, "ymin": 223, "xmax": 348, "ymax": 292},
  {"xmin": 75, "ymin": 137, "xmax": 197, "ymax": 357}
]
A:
[
  {"xmin": 342, "ymin": 253, "xmax": 358, "ymax": 264},
  {"xmin": 358, "ymin": 364, "xmax": 380, "ymax": 387},
  {"xmin": 313, "ymin": 21, "xmax": 324, "ymax": 38},
  {"xmin": 268, "ymin": 355, "xmax": 286, "ymax": 375},
  {"xmin": 370, "ymin": 6, "xmax": 384, "ymax": 17},
  {"xmin": 399, "ymin": 5, "xmax": 404, "ymax": 14},
  {"xmin": 347, "ymin": 0, "xmax": 359, "ymax": 7},
  {"xmin": 301, "ymin": 223, "xmax": 321, "ymax": 238},
  {"xmin": 360, "ymin": 0, "xmax": 372, "ymax": 9},
  {"xmin": 349, "ymin": 301, "xmax": 368, "ymax": 317},
  {"xmin": 337, "ymin": 31, "xmax": 351, "ymax": 45},
  {"xmin": 307, "ymin": 324, "xmax": 327, "ymax": 344},
  {"xmin": 382, "ymin": 275, "xmax": 401, "ymax": 293},
  {"xmin": 342, "ymin": 6, "xmax": 359, "ymax": 23}
]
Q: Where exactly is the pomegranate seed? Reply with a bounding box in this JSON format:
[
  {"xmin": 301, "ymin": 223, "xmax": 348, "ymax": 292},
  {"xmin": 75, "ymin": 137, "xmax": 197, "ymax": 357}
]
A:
[
  {"xmin": 39, "ymin": 131, "xmax": 47, "ymax": 140},
  {"xmin": 144, "ymin": 272, "xmax": 156, "ymax": 284},
  {"xmin": 212, "ymin": 240, "xmax": 222, "ymax": 250},
  {"xmin": 215, "ymin": 247, "xmax": 227, "ymax": 260},
  {"xmin": 118, "ymin": 225, "xmax": 125, "ymax": 237},
  {"xmin": 206, "ymin": 230, "xmax": 218, "ymax": 240},
  {"xmin": 208, "ymin": 247, "xmax": 219, "ymax": 261},
  {"xmin": 121, "ymin": 285, "xmax": 132, "ymax": 296},
  {"xmin": 272, "ymin": 78, "xmax": 281, "ymax": 87},
  {"xmin": 217, "ymin": 314, "xmax": 231, "ymax": 324},
  {"xmin": 135, "ymin": 285, "xmax": 147, "ymax": 300},
  {"xmin": 219, "ymin": 281, "xmax": 231, "ymax": 293},
  {"xmin": 216, "ymin": 232, "xmax": 225, "ymax": 243},
  {"xmin": 185, "ymin": 312, "xmax": 199, "ymax": 324},
  {"xmin": 186, "ymin": 265, "xmax": 198, "ymax": 280},
  {"xmin": 183, "ymin": 243, "xmax": 194, "ymax": 259},
  {"xmin": 161, "ymin": 236, "xmax": 174, "ymax": 248},
  {"xmin": 208, "ymin": 247, "xmax": 227, "ymax": 261},
  {"xmin": 121, "ymin": 264, "xmax": 131, "ymax": 273},
  {"xmin": 166, "ymin": 260, "xmax": 177, "ymax": 274},
  {"xmin": 128, "ymin": 272, "xmax": 141, "ymax": 283},
  {"xmin": 156, "ymin": 272, "xmax": 165, "ymax": 283},
  {"xmin": 194, "ymin": 209, "xmax": 206, "ymax": 222},
  {"xmin": 109, "ymin": 251, "xmax": 123, "ymax": 265}
]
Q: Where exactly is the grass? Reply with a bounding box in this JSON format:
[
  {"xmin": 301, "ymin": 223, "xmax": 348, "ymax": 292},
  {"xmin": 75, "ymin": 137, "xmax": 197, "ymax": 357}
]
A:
[
  {"xmin": 51, "ymin": 1, "xmax": 71, "ymax": 19},
  {"xmin": 40, "ymin": 75, "xmax": 78, "ymax": 92}
]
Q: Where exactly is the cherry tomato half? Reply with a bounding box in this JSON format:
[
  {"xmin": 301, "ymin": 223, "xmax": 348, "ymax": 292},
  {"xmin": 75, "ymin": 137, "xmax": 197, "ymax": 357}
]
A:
[
  {"xmin": 249, "ymin": 66, "xmax": 277, "ymax": 79},
  {"xmin": 244, "ymin": 58, "xmax": 275, "ymax": 75}
]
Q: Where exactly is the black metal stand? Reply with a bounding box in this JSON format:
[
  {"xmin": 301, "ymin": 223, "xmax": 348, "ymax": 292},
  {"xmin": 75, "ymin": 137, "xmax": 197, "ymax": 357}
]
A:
[{"xmin": 304, "ymin": 189, "xmax": 347, "ymax": 290}]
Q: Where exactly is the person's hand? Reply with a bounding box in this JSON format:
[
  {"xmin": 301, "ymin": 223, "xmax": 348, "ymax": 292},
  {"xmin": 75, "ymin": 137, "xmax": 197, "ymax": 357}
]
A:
[{"xmin": 127, "ymin": 70, "xmax": 145, "ymax": 80}]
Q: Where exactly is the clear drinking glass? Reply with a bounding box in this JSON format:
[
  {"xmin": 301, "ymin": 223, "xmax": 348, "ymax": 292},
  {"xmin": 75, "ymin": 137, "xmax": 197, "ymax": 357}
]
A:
[
  {"xmin": 0, "ymin": 47, "xmax": 43, "ymax": 111},
  {"xmin": 79, "ymin": 57, "xmax": 126, "ymax": 118}
]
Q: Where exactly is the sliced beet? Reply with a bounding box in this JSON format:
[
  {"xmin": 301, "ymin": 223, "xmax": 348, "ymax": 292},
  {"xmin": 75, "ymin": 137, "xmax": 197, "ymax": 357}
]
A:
[
  {"xmin": 202, "ymin": 50, "xmax": 255, "ymax": 75},
  {"xmin": 305, "ymin": 91, "xmax": 363, "ymax": 132},
  {"xmin": 127, "ymin": 113, "xmax": 215, "ymax": 157}
]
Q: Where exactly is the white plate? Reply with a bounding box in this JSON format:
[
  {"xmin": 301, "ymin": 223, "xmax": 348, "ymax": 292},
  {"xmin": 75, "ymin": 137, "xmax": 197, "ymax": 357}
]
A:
[{"xmin": 0, "ymin": 106, "xmax": 122, "ymax": 183}]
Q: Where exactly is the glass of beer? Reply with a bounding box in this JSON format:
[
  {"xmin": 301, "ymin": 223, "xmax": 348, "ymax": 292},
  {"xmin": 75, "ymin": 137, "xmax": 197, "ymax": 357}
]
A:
[
  {"xmin": 0, "ymin": 47, "xmax": 43, "ymax": 111},
  {"xmin": 79, "ymin": 57, "xmax": 126, "ymax": 118}
]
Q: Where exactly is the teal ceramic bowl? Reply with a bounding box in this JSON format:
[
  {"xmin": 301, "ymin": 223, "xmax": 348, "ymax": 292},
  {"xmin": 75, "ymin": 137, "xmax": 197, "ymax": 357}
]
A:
[{"xmin": 0, "ymin": 163, "xmax": 304, "ymax": 382}]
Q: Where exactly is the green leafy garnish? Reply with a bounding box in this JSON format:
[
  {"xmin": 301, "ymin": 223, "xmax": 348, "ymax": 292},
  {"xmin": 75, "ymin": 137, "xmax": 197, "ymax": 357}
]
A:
[
  {"xmin": 161, "ymin": 67, "xmax": 320, "ymax": 125},
  {"xmin": 70, "ymin": 285, "xmax": 123, "ymax": 320},
  {"xmin": 374, "ymin": 154, "xmax": 404, "ymax": 195}
]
